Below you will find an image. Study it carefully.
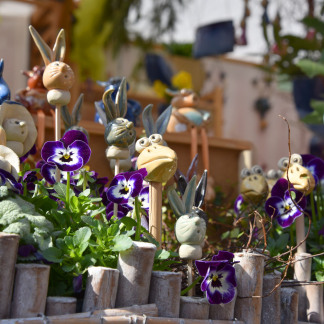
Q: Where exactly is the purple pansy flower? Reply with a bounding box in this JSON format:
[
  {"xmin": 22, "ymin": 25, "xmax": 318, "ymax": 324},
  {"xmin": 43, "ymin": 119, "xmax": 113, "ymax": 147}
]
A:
[
  {"xmin": 41, "ymin": 130, "xmax": 91, "ymax": 172},
  {"xmin": 73, "ymin": 274, "xmax": 83, "ymax": 294},
  {"xmin": 195, "ymin": 251, "xmax": 237, "ymax": 304},
  {"xmin": 40, "ymin": 162, "xmax": 74, "ymax": 185},
  {"xmin": 126, "ymin": 186, "xmax": 149, "ymax": 211},
  {"xmin": 265, "ymin": 178, "xmax": 307, "ymax": 228},
  {"xmin": 0, "ymin": 169, "xmax": 23, "ymax": 193},
  {"xmin": 107, "ymin": 168, "xmax": 147, "ymax": 204},
  {"xmin": 106, "ymin": 202, "xmax": 130, "ymax": 220},
  {"xmin": 18, "ymin": 244, "xmax": 37, "ymax": 257},
  {"xmin": 301, "ymin": 154, "xmax": 324, "ymax": 185}
]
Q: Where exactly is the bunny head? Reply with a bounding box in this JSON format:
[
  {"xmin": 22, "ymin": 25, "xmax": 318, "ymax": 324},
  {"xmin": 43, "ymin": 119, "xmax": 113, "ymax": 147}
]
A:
[
  {"xmin": 29, "ymin": 26, "xmax": 74, "ymax": 103},
  {"xmin": 135, "ymin": 104, "xmax": 177, "ymax": 182},
  {"xmin": 95, "ymin": 78, "xmax": 136, "ymax": 160},
  {"xmin": 167, "ymin": 172, "xmax": 208, "ymax": 259},
  {"xmin": 166, "ymin": 88, "xmax": 198, "ymax": 108}
]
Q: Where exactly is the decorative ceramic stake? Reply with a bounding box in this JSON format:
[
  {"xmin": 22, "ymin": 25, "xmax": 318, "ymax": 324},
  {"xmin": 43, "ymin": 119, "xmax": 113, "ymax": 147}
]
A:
[
  {"xmin": 280, "ymin": 287, "xmax": 299, "ymax": 324},
  {"xmin": 166, "ymin": 89, "xmax": 210, "ymax": 171},
  {"xmin": 136, "ymin": 104, "xmax": 177, "ymax": 245},
  {"xmin": 0, "ymin": 59, "xmax": 10, "ymax": 104},
  {"xmin": 0, "ymin": 101, "xmax": 37, "ymax": 157},
  {"xmin": 239, "ymin": 165, "xmax": 269, "ymax": 205},
  {"xmin": 179, "ymin": 296, "xmax": 210, "ymax": 320},
  {"xmin": 167, "ymin": 172, "xmax": 208, "ymax": 295},
  {"xmin": 0, "ymin": 145, "xmax": 20, "ymax": 179},
  {"xmin": 279, "ymin": 154, "xmax": 315, "ymax": 253},
  {"xmin": 95, "ymin": 78, "xmax": 136, "ymax": 174},
  {"xmin": 45, "ymin": 297, "xmax": 77, "ymax": 316},
  {"xmin": 29, "ymin": 26, "xmax": 75, "ymax": 141}
]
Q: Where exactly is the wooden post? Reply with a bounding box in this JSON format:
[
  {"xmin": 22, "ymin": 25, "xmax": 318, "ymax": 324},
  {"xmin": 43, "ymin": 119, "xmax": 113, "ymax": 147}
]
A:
[
  {"xmin": 82, "ymin": 266, "xmax": 119, "ymax": 312},
  {"xmin": 190, "ymin": 126, "xmax": 198, "ymax": 161},
  {"xmin": 280, "ymin": 288, "xmax": 299, "ymax": 324},
  {"xmin": 306, "ymin": 282, "xmax": 323, "ymax": 323},
  {"xmin": 0, "ymin": 233, "xmax": 19, "ymax": 319},
  {"xmin": 179, "ymin": 297, "xmax": 210, "ymax": 320},
  {"xmin": 45, "ymin": 297, "xmax": 77, "ymax": 316},
  {"xmin": 148, "ymin": 271, "xmax": 182, "ymax": 318},
  {"xmin": 234, "ymin": 251, "xmax": 265, "ymax": 324},
  {"xmin": 209, "ymin": 289, "xmax": 237, "ymax": 321},
  {"xmin": 10, "ymin": 264, "xmax": 50, "ymax": 318},
  {"xmin": 115, "ymin": 242, "xmax": 156, "ymax": 308},
  {"xmin": 149, "ymin": 182, "xmax": 163, "ymax": 246}
]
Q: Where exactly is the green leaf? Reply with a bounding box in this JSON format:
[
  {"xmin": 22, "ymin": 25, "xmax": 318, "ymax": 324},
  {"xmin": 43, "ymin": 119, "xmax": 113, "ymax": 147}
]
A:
[
  {"xmin": 64, "ymin": 236, "xmax": 74, "ymax": 249},
  {"xmin": 41, "ymin": 247, "xmax": 63, "ymax": 263},
  {"xmin": 302, "ymin": 111, "xmax": 323, "ymax": 124},
  {"xmin": 276, "ymin": 233, "xmax": 289, "ymax": 249},
  {"xmin": 80, "ymin": 189, "xmax": 91, "ymax": 197},
  {"xmin": 155, "ymin": 249, "xmax": 170, "ymax": 260},
  {"xmin": 221, "ymin": 231, "xmax": 230, "ymax": 240},
  {"xmin": 78, "ymin": 241, "xmax": 89, "ymax": 254},
  {"xmin": 296, "ymin": 60, "xmax": 324, "ymax": 78},
  {"xmin": 70, "ymin": 196, "xmax": 80, "ymax": 212},
  {"xmin": 112, "ymin": 235, "xmax": 133, "ymax": 252},
  {"xmin": 81, "ymin": 215, "xmax": 98, "ymax": 227},
  {"xmin": 119, "ymin": 217, "xmax": 137, "ymax": 230},
  {"xmin": 73, "ymin": 227, "xmax": 91, "ymax": 247},
  {"xmin": 108, "ymin": 223, "xmax": 120, "ymax": 236},
  {"xmin": 62, "ymin": 264, "xmax": 76, "ymax": 272},
  {"xmin": 89, "ymin": 207, "xmax": 106, "ymax": 217},
  {"xmin": 315, "ymin": 270, "xmax": 324, "ymax": 282},
  {"xmin": 53, "ymin": 182, "xmax": 68, "ymax": 198}
]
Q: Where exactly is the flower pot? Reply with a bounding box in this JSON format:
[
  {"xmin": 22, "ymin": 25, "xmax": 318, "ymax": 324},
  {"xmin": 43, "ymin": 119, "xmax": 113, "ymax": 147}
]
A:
[{"xmin": 179, "ymin": 296, "xmax": 210, "ymax": 320}]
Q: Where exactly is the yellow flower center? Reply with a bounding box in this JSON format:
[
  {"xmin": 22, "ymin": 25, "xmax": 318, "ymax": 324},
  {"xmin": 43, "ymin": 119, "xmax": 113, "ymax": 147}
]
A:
[
  {"xmin": 284, "ymin": 205, "xmax": 291, "ymax": 211},
  {"xmin": 124, "ymin": 186, "xmax": 129, "ymax": 192},
  {"xmin": 212, "ymin": 274, "xmax": 219, "ymax": 282},
  {"xmin": 63, "ymin": 153, "xmax": 70, "ymax": 160}
]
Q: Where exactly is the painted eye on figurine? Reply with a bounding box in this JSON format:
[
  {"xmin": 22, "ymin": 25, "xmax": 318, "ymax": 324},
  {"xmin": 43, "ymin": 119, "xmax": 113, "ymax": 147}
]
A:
[
  {"xmin": 278, "ymin": 157, "xmax": 289, "ymax": 171},
  {"xmin": 149, "ymin": 134, "xmax": 163, "ymax": 145},
  {"xmin": 115, "ymin": 118, "xmax": 125, "ymax": 125},
  {"xmin": 251, "ymin": 165, "xmax": 263, "ymax": 175},
  {"xmin": 291, "ymin": 153, "xmax": 303, "ymax": 165},
  {"xmin": 240, "ymin": 168, "xmax": 251, "ymax": 179},
  {"xmin": 135, "ymin": 137, "xmax": 150, "ymax": 153}
]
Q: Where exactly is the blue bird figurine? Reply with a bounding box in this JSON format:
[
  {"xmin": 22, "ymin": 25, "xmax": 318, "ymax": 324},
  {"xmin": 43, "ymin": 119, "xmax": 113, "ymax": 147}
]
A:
[{"xmin": 0, "ymin": 59, "xmax": 11, "ymax": 104}]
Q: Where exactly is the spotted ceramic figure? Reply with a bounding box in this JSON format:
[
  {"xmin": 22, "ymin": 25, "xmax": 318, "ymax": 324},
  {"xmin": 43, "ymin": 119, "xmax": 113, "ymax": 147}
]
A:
[
  {"xmin": 167, "ymin": 172, "xmax": 208, "ymax": 259},
  {"xmin": 95, "ymin": 78, "xmax": 136, "ymax": 161},
  {"xmin": 29, "ymin": 26, "xmax": 74, "ymax": 106},
  {"xmin": 0, "ymin": 101, "xmax": 37, "ymax": 157},
  {"xmin": 279, "ymin": 153, "xmax": 315, "ymax": 195},
  {"xmin": 240, "ymin": 165, "xmax": 269, "ymax": 204},
  {"xmin": 136, "ymin": 104, "xmax": 177, "ymax": 183}
]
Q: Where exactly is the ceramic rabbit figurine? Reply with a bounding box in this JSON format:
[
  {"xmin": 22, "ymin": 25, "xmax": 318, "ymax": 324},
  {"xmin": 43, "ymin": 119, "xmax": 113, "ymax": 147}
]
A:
[
  {"xmin": 29, "ymin": 26, "xmax": 74, "ymax": 106},
  {"xmin": 95, "ymin": 78, "xmax": 136, "ymax": 161},
  {"xmin": 135, "ymin": 104, "xmax": 177, "ymax": 183},
  {"xmin": 0, "ymin": 59, "xmax": 10, "ymax": 105},
  {"xmin": 167, "ymin": 171, "xmax": 208, "ymax": 259},
  {"xmin": 61, "ymin": 94, "xmax": 89, "ymax": 141}
]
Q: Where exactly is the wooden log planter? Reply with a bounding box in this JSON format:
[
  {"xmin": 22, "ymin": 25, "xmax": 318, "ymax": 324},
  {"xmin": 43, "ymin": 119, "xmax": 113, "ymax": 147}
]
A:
[{"xmin": 0, "ymin": 236, "xmax": 323, "ymax": 323}]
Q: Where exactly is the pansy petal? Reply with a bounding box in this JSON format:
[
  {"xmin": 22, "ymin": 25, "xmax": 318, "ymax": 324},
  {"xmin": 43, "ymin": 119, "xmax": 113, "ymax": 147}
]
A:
[
  {"xmin": 195, "ymin": 259, "xmax": 227, "ymax": 277},
  {"xmin": 107, "ymin": 181, "xmax": 131, "ymax": 204},
  {"xmin": 128, "ymin": 173, "xmax": 144, "ymax": 197},
  {"xmin": 41, "ymin": 163, "xmax": 57, "ymax": 184},
  {"xmin": 234, "ymin": 195, "xmax": 244, "ymax": 215},
  {"xmin": 139, "ymin": 186, "xmax": 149, "ymax": 210},
  {"xmin": 265, "ymin": 196, "xmax": 282, "ymax": 218},
  {"xmin": 61, "ymin": 130, "xmax": 88, "ymax": 147},
  {"xmin": 68, "ymin": 140, "xmax": 91, "ymax": 166},
  {"xmin": 48, "ymin": 153, "xmax": 83, "ymax": 172},
  {"xmin": 212, "ymin": 251, "xmax": 235, "ymax": 263},
  {"xmin": 41, "ymin": 141, "xmax": 65, "ymax": 162},
  {"xmin": 109, "ymin": 174, "xmax": 126, "ymax": 188},
  {"xmin": 271, "ymin": 178, "xmax": 289, "ymax": 197}
]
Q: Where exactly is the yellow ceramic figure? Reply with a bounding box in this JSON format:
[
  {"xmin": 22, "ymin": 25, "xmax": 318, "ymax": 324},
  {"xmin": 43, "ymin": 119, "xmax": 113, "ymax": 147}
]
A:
[
  {"xmin": 279, "ymin": 153, "xmax": 315, "ymax": 195},
  {"xmin": 136, "ymin": 105, "xmax": 177, "ymax": 183},
  {"xmin": 240, "ymin": 165, "xmax": 269, "ymax": 204}
]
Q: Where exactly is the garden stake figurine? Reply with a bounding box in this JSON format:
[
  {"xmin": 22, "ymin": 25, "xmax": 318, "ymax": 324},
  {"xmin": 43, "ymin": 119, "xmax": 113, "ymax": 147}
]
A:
[
  {"xmin": 167, "ymin": 171, "xmax": 208, "ymax": 295},
  {"xmin": 136, "ymin": 104, "xmax": 177, "ymax": 245},
  {"xmin": 29, "ymin": 26, "xmax": 75, "ymax": 141},
  {"xmin": 0, "ymin": 59, "xmax": 10, "ymax": 104}
]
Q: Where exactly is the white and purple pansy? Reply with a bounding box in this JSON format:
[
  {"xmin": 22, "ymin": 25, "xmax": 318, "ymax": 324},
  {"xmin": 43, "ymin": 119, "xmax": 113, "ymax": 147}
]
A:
[
  {"xmin": 265, "ymin": 178, "xmax": 307, "ymax": 228},
  {"xmin": 126, "ymin": 186, "xmax": 149, "ymax": 211},
  {"xmin": 106, "ymin": 202, "xmax": 130, "ymax": 220},
  {"xmin": 195, "ymin": 251, "xmax": 237, "ymax": 304},
  {"xmin": 107, "ymin": 168, "xmax": 148, "ymax": 204},
  {"xmin": 301, "ymin": 154, "xmax": 324, "ymax": 185},
  {"xmin": 40, "ymin": 161, "xmax": 74, "ymax": 185},
  {"xmin": 0, "ymin": 169, "xmax": 23, "ymax": 193},
  {"xmin": 41, "ymin": 130, "xmax": 91, "ymax": 172}
]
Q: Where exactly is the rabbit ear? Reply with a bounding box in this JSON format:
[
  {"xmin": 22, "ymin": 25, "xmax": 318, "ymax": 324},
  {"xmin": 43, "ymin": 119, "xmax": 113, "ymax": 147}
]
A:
[
  {"xmin": 167, "ymin": 187, "xmax": 186, "ymax": 218},
  {"xmin": 53, "ymin": 29, "xmax": 66, "ymax": 62},
  {"xmin": 177, "ymin": 174, "xmax": 188, "ymax": 196},
  {"xmin": 115, "ymin": 78, "xmax": 127, "ymax": 118},
  {"xmin": 29, "ymin": 25, "xmax": 53, "ymax": 65},
  {"xmin": 142, "ymin": 104, "xmax": 155, "ymax": 136},
  {"xmin": 186, "ymin": 153, "xmax": 198, "ymax": 181},
  {"xmin": 71, "ymin": 94, "xmax": 84, "ymax": 124},
  {"xmin": 95, "ymin": 101, "xmax": 108, "ymax": 126},
  {"xmin": 183, "ymin": 175, "xmax": 197, "ymax": 213},
  {"xmin": 156, "ymin": 105, "xmax": 172, "ymax": 135},
  {"xmin": 97, "ymin": 80, "xmax": 110, "ymax": 88},
  {"xmin": 0, "ymin": 59, "xmax": 3, "ymax": 76},
  {"xmin": 102, "ymin": 89, "xmax": 116, "ymax": 122},
  {"xmin": 61, "ymin": 105, "xmax": 72, "ymax": 129},
  {"xmin": 195, "ymin": 170, "xmax": 208, "ymax": 208}
]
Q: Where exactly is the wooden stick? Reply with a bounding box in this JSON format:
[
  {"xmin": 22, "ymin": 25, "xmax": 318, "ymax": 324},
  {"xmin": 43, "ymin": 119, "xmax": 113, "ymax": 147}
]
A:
[
  {"xmin": 295, "ymin": 216, "xmax": 306, "ymax": 253},
  {"xmin": 200, "ymin": 127, "xmax": 209, "ymax": 172},
  {"xmin": 36, "ymin": 109, "xmax": 45, "ymax": 150},
  {"xmin": 149, "ymin": 182, "xmax": 163, "ymax": 246},
  {"xmin": 114, "ymin": 159, "xmax": 120, "ymax": 216},
  {"xmin": 187, "ymin": 260, "xmax": 194, "ymax": 297},
  {"xmin": 190, "ymin": 126, "xmax": 198, "ymax": 161},
  {"xmin": 55, "ymin": 105, "xmax": 61, "ymax": 141}
]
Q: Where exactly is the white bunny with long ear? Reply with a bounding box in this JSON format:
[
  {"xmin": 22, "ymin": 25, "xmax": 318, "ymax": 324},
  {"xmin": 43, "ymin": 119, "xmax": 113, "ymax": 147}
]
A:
[{"xmin": 29, "ymin": 25, "xmax": 75, "ymax": 141}]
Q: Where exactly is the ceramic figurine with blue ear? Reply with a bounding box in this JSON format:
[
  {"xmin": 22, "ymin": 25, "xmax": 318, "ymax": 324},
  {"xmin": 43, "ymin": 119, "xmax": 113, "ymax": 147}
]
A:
[
  {"xmin": 95, "ymin": 78, "xmax": 136, "ymax": 162},
  {"xmin": 167, "ymin": 171, "xmax": 208, "ymax": 260},
  {"xmin": 0, "ymin": 59, "xmax": 10, "ymax": 104},
  {"xmin": 61, "ymin": 94, "xmax": 89, "ymax": 141},
  {"xmin": 96, "ymin": 77, "xmax": 142, "ymax": 126}
]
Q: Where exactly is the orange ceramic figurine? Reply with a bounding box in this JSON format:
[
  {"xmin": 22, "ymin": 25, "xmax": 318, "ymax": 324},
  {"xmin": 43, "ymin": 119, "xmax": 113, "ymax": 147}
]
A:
[{"xmin": 29, "ymin": 26, "xmax": 75, "ymax": 141}]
